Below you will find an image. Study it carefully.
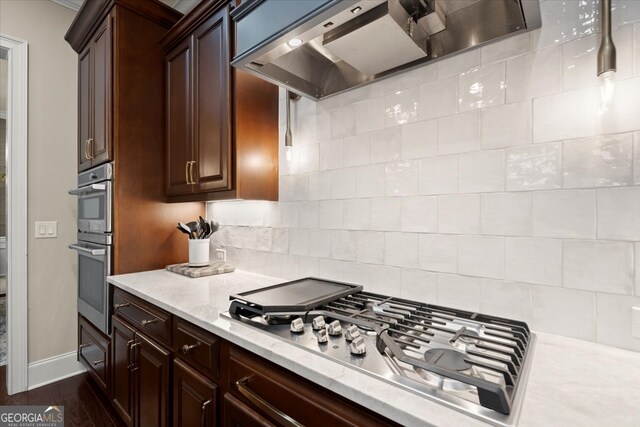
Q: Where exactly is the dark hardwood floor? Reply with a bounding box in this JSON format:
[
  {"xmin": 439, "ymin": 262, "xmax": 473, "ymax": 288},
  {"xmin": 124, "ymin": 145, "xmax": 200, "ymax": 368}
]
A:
[{"xmin": 0, "ymin": 366, "xmax": 125, "ymax": 426}]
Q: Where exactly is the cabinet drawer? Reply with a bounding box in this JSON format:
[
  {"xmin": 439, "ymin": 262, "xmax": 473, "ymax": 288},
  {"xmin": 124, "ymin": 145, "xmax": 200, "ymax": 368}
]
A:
[
  {"xmin": 228, "ymin": 346, "xmax": 398, "ymax": 427},
  {"xmin": 78, "ymin": 315, "xmax": 110, "ymax": 392},
  {"xmin": 174, "ymin": 318, "xmax": 220, "ymax": 380},
  {"xmin": 113, "ymin": 288, "xmax": 172, "ymax": 347}
]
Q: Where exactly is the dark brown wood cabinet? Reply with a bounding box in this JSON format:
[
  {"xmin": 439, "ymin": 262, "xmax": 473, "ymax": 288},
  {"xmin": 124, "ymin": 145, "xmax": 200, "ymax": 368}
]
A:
[
  {"xmin": 133, "ymin": 332, "xmax": 171, "ymax": 427},
  {"xmin": 163, "ymin": 0, "xmax": 279, "ymax": 202},
  {"xmin": 78, "ymin": 315, "xmax": 111, "ymax": 393},
  {"xmin": 174, "ymin": 359, "xmax": 218, "ymax": 426},
  {"xmin": 112, "ymin": 315, "xmax": 135, "ymax": 427},
  {"xmin": 223, "ymin": 393, "xmax": 275, "ymax": 427},
  {"xmin": 77, "ymin": 13, "xmax": 112, "ymax": 171}
]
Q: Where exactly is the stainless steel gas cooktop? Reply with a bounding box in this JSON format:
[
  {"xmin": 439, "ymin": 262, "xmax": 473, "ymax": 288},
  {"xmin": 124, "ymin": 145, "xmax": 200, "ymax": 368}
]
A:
[{"xmin": 224, "ymin": 278, "xmax": 536, "ymax": 426}]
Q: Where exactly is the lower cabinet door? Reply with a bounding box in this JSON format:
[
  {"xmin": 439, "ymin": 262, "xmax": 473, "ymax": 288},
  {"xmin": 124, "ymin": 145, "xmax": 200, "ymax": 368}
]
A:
[
  {"xmin": 174, "ymin": 358, "xmax": 217, "ymax": 426},
  {"xmin": 134, "ymin": 331, "xmax": 171, "ymax": 427},
  {"xmin": 223, "ymin": 393, "xmax": 275, "ymax": 427},
  {"xmin": 112, "ymin": 316, "xmax": 135, "ymax": 427}
]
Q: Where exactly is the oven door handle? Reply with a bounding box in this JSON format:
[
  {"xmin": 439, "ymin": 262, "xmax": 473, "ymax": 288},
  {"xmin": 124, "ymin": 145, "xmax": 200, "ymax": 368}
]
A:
[
  {"xmin": 69, "ymin": 244, "xmax": 106, "ymax": 256},
  {"xmin": 68, "ymin": 183, "xmax": 106, "ymax": 196}
]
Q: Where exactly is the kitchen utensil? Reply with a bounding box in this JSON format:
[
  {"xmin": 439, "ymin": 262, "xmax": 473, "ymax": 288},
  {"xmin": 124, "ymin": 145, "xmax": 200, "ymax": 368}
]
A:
[
  {"xmin": 210, "ymin": 220, "xmax": 219, "ymax": 234},
  {"xmin": 178, "ymin": 222, "xmax": 193, "ymax": 239},
  {"xmin": 187, "ymin": 221, "xmax": 199, "ymax": 240}
]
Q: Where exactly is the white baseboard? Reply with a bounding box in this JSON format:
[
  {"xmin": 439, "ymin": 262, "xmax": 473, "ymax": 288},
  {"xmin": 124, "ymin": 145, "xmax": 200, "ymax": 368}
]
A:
[{"xmin": 27, "ymin": 351, "xmax": 86, "ymax": 390}]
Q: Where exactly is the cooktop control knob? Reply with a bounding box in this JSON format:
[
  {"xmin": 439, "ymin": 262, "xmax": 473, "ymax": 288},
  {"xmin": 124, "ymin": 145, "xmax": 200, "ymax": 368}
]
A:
[
  {"xmin": 312, "ymin": 316, "xmax": 326, "ymax": 330},
  {"xmin": 345, "ymin": 325, "xmax": 360, "ymax": 341},
  {"xmin": 317, "ymin": 328, "xmax": 328, "ymax": 344},
  {"xmin": 349, "ymin": 336, "xmax": 367, "ymax": 355},
  {"xmin": 327, "ymin": 320, "xmax": 342, "ymax": 336},
  {"xmin": 290, "ymin": 318, "xmax": 304, "ymax": 333}
]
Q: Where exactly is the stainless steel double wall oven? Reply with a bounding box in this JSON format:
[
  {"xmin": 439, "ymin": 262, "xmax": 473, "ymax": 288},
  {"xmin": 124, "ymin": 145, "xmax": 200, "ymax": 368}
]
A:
[{"xmin": 69, "ymin": 163, "xmax": 113, "ymax": 334}]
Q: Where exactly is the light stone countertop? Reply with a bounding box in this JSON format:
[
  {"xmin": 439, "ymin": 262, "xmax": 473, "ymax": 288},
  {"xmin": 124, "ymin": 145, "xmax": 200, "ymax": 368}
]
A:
[{"xmin": 107, "ymin": 269, "xmax": 640, "ymax": 427}]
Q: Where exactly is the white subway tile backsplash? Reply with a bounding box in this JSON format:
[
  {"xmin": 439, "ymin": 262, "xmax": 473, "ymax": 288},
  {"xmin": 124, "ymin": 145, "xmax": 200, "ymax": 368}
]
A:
[
  {"xmin": 289, "ymin": 229, "xmax": 308, "ymax": 256},
  {"xmin": 438, "ymin": 194, "xmax": 480, "ymax": 234},
  {"xmin": 481, "ymin": 32, "xmax": 531, "ymax": 65},
  {"xmin": 437, "ymin": 274, "xmax": 481, "ymax": 312},
  {"xmin": 458, "ymin": 235, "xmax": 505, "ymax": 279},
  {"xmin": 385, "ymin": 89, "xmax": 419, "ymax": 127},
  {"xmin": 533, "ymin": 86, "xmax": 598, "ymax": 143},
  {"xmin": 438, "ymin": 110, "xmax": 480, "ymax": 155},
  {"xmin": 330, "ymin": 168, "xmax": 357, "ymax": 199},
  {"xmin": 506, "ymin": 46, "xmax": 562, "ymax": 103},
  {"xmin": 564, "ymin": 240, "xmax": 633, "ymax": 295},
  {"xmin": 355, "ymin": 231, "xmax": 385, "ymax": 265},
  {"xmin": 563, "ymin": 133, "xmax": 633, "ymax": 189},
  {"xmin": 597, "ymin": 187, "xmax": 640, "ymax": 241},
  {"xmin": 344, "ymin": 199, "xmax": 371, "ymax": 231},
  {"xmin": 342, "ymin": 134, "xmax": 371, "ymax": 167},
  {"xmin": 402, "ymin": 119, "xmax": 438, "ymax": 160},
  {"xmin": 419, "ymin": 155, "xmax": 458, "ymax": 195},
  {"xmin": 596, "ymin": 293, "xmax": 640, "ymax": 352},
  {"xmin": 298, "ymin": 201, "xmax": 319, "ymax": 229},
  {"xmin": 370, "ymin": 198, "xmax": 402, "ymax": 231},
  {"xmin": 458, "ymin": 63, "xmax": 506, "ymax": 112},
  {"xmin": 419, "ymin": 76, "xmax": 458, "ymax": 120},
  {"xmin": 505, "ymin": 237, "xmax": 562, "ymax": 286},
  {"xmin": 506, "ymin": 142, "xmax": 562, "ymax": 191},
  {"xmin": 401, "ymin": 269, "xmax": 438, "ymax": 302},
  {"xmin": 355, "ymin": 97, "xmax": 386, "ymax": 135},
  {"xmin": 356, "ymin": 164, "xmax": 385, "ymax": 198},
  {"xmin": 308, "ymin": 229, "xmax": 330, "ymax": 258},
  {"xmin": 385, "ymin": 232, "xmax": 418, "ymax": 268},
  {"xmin": 458, "ymin": 150, "xmax": 505, "ymax": 193},
  {"xmin": 385, "ymin": 161, "xmax": 419, "ymax": 196},
  {"xmin": 531, "ymin": 286, "xmax": 596, "ymax": 341},
  {"xmin": 532, "ymin": 190, "xmax": 596, "ymax": 238},
  {"xmin": 210, "ymin": 0, "xmax": 640, "ymax": 353},
  {"xmin": 370, "ymin": 127, "xmax": 402, "ymax": 164},
  {"xmin": 318, "ymin": 200, "xmax": 343, "ymax": 229},
  {"xmin": 400, "ymin": 196, "xmax": 437, "ymax": 233},
  {"xmin": 437, "ymin": 49, "xmax": 481, "ymax": 78},
  {"xmin": 481, "ymin": 193, "xmax": 532, "ymax": 236},
  {"xmin": 480, "ymin": 279, "xmax": 531, "ymax": 323},
  {"xmin": 481, "ymin": 101, "xmax": 532, "ymax": 149},
  {"xmin": 331, "ymin": 230, "xmax": 357, "ymax": 261},
  {"xmin": 418, "ymin": 234, "xmax": 457, "ymax": 273},
  {"xmin": 330, "ymin": 106, "xmax": 356, "ymax": 139}
]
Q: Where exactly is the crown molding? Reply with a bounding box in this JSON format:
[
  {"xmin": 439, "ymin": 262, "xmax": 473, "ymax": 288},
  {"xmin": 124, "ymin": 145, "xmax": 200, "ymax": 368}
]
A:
[{"xmin": 50, "ymin": 0, "xmax": 84, "ymax": 12}]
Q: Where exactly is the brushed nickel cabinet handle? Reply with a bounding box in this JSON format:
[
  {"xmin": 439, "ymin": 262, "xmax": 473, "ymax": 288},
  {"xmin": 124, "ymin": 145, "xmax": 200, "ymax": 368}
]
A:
[
  {"xmin": 88, "ymin": 138, "xmax": 95, "ymax": 159},
  {"xmin": 114, "ymin": 302, "xmax": 130, "ymax": 310},
  {"xmin": 129, "ymin": 341, "xmax": 141, "ymax": 372},
  {"xmin": 92, "ymin": 359, "xmax": 104, "ymax": 366},
  {"xmin": 189, "ymin": 161, "xmax": 196, "ymax": 185},
  {"xmin": 201, "ymin": 399, "xmax": 212, "ymax": 427},
  {"xmin": 236, "ymin": 377, "xmax": 303, "ymax": 427},
  {"xmin": 141, "ymin": 318, "xmax": 158, "ymax": 327},
  {"xmin": 185, "ymin": 161, "xmax": 190, "ymax": 184},
  {"xmin": 79, "ymin": 343, "xmax": 90, "ymax": 349},
  {"xmin": 181, "ymin": 342, "xmax": 200, "ymax": 354},
  {"xmin": 84, "ymin": 139, "xmax": 90, "ymax": 160}
]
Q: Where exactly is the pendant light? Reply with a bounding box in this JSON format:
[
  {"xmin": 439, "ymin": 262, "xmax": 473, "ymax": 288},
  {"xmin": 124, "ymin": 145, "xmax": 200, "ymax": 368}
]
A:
[{"xmin": 597, "ymin": 0, "xmax": 616, "ymax": 113}]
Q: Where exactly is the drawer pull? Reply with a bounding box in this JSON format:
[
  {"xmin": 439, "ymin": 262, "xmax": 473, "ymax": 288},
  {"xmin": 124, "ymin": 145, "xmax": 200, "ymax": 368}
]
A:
[
  {"xmin": 79, "ymin": 343, "xmax": 90, "ymax": 349},
  {"xmin": 141, "ymin": 318, "xmax": 158, "ymax": 327},
  {"xmin": 236, "ymin": 377, "xmax": 303, "ymax": 427},
  {"xmin": 128, "ymin": 341, "xmax": 141, "ymax": 371},
  {"xmin": 92, "ymin": 359, "xmax": 105, "ymax": 366},
  {"xmin": 114, "ymin": 303, "xmax": 130, "ymax": 310},
  {"xmin": 181, "ymin": 342, "xmax": 200, "ymax": 354},
  {"xmin": 201, "ymin": 399, "xmax": 212, "ymax": 427}
]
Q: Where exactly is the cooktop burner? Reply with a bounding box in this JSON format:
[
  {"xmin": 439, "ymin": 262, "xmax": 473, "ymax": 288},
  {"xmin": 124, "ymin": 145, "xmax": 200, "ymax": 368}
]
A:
[{"xmin": 224, "ymin": 277, "xmax": 535, "ymax": 427}]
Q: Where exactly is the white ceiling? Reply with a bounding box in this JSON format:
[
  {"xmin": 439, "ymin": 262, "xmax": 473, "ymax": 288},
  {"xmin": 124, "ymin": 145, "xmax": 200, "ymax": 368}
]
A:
[{"xmin": 50, "ymin": 0, "xmax": 202, "ymax": 14}]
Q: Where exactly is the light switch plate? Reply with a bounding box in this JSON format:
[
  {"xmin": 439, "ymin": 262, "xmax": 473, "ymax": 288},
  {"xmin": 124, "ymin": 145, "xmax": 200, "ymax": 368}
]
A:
[
  {"xmin": 35, "ymin": 221, "xmax": 57, "ymax": 239},
  {"xmin": 215, "ymin": 248, "xmax": 226, "ymax": 262},
  {"xmin": 632, "ymin": 307, "xmax": 640, "ymax": 339}
]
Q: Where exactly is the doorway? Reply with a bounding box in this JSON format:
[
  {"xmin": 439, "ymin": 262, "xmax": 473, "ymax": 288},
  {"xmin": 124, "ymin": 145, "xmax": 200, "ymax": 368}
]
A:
[
  {"xmin": 0, "ymin": 33, "xmax": 28, "ymax": 395},
  {"xmin": 0, "ymin": 47, "xmax": 7, "ymax": 367}
]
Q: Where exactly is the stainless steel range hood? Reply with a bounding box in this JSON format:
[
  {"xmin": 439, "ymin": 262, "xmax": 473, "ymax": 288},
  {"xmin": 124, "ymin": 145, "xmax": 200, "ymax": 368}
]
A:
[{"xmin": 231, "ymin": 0, "xmax": 541, "ymax": 100}]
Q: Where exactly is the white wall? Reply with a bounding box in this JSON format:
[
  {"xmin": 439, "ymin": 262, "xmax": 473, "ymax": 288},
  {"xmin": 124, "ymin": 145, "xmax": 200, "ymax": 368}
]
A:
[
  {"xmin": 209, "ymin": 0, "xmax": 640, "ymax": 352},
  {"xmin": 0, "ymin": 0, "xmax": 78, "ymax": 362}
]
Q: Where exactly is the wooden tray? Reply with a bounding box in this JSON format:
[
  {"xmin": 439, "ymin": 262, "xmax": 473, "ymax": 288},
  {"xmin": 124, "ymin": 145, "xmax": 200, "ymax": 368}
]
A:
[{"xmin": 166, "ymin": 262, "xmax": 234, "ymax": 278}]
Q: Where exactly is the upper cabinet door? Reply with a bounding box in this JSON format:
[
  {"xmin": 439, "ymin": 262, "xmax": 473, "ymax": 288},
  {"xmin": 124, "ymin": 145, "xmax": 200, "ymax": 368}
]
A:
[
  {"xmin": 192, "ymin": 7, "xmax": 232, "ymax": 193},
  {"xmin": 78, "ymin": 44, "xmax": 92, "ymax": 172},
  {"xmin": 91, "ymin": 16, "xmax": 113, "ymax": 167},
  {"xmin": 166, "ymin": 38, "xmax": 194, "ymax": 196}
]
